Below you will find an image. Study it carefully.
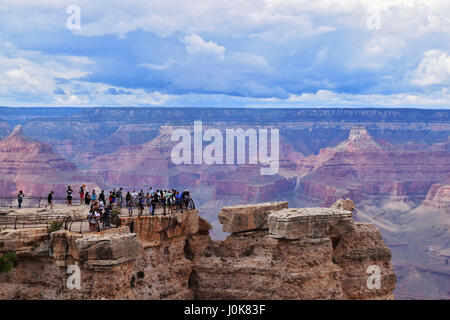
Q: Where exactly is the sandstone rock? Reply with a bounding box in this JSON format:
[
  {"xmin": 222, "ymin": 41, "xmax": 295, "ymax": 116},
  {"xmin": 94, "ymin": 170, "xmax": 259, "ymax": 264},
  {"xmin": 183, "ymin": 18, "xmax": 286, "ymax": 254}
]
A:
[
  {"xmin": 218, "ymin": 202, "xmax": 288, "ymax": 233},
  {"xmin": 267, "ymin": 207, "xmax": 354, "ymax": 240},
  {"xmin": 75, "ymin": 233, "xmax": 142, "ymax": 267},
  {"xmin": 332, "ymin": 222, "xmax": 396, "ymax": 299},
  {"xmin": 198, "ymin": 216, "xmax": 212, "ymax": 233},
  {"xmin": 0, "ymin": 228, "xmax": 48, "ymax": 254},
  {"xmin": 331, "ymin": 198, "xmax": 356, "ymax": 212},
  {"xmin": 119, "ymin": 210, "xmax": 199, "ymax": 246},
  {"xmin": 50, "ymin": 226, "xmax": 141, "ymax": 268}
]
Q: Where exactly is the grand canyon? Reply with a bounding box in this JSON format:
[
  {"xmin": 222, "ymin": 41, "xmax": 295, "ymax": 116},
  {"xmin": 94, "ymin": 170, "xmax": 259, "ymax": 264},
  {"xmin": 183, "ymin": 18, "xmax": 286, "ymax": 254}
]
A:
[{"xmin": 0, "ymin": 107, "xmax": 449, "ymax": 299}]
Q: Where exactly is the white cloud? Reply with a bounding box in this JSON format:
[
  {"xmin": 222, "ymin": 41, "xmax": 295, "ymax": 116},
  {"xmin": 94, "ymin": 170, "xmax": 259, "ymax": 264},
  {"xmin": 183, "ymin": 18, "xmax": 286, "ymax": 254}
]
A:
[
  {"xmin": 410, "ymin": 50, "xmax": 450, "ymax": 87},
  {"xmin": 0, "ymin": 39, "xmax": 172, "ymax": 107},
  {"xmin": 139, "ymin": 59, "xmax": 175, "ymax": 70},
  {"xmin": 286, "ymin": 89, "xmax": 450, "ymax": 107},
  {"xmin": 182, "ymin": 34, "xmax": 226, "ymax": 58}
]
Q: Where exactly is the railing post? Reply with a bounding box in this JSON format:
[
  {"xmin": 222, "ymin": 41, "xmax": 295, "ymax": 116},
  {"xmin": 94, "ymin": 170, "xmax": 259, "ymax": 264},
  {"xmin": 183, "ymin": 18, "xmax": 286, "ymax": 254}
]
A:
[{"xmin": 14, "ymin": 216, "xmax": 18, "ymax": 229}]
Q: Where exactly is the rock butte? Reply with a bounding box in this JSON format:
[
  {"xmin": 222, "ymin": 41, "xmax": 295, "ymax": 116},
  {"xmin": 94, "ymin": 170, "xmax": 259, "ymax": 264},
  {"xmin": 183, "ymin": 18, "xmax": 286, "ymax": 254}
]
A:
[{"xmin": 0, "ymin": 199, "xmax": 396, "ymax": 300}]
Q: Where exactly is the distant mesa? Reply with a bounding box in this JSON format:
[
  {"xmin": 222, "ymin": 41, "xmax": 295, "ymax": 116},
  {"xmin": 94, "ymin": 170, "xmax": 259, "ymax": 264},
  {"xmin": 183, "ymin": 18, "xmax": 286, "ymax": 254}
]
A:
[{"xmin": 334, "ymin": 126, "xmax": 390, "ymax": 152}]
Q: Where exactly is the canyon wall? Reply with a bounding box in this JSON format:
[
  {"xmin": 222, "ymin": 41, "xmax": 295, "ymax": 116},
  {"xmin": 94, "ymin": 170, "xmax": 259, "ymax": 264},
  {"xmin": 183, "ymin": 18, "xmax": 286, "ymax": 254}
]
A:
[{"xmin": 0, "ymin": 201, "xmax": 396, "ymax": 300}]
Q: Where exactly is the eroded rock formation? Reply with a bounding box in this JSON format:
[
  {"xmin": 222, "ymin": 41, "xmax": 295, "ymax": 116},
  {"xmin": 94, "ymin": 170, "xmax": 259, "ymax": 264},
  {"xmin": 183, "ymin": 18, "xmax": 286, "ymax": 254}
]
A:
[
  {"xmin": 0, "ymin": 125, "xmax": 97, "ymax": 196},
  {"xmin": 0, "ymin": 200, "xmax": 395, "ymax": 300}
]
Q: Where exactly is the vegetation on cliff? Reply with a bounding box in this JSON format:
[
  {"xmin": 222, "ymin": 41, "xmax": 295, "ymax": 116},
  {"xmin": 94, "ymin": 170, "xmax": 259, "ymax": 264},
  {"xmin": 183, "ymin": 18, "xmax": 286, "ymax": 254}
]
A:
[{"xmin": 0, "ymin": 252, "xmax": 17, "ymax": 273}]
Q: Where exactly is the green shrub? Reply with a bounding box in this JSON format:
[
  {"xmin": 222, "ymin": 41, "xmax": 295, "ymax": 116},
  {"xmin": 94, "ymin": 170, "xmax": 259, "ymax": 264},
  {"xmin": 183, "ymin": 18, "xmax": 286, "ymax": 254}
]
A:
[
  {"xmin": 46, "ymin": 220, "xmax": 63, "ymax": 234},
  {"xmin": 0, "ymin": 252, "xmax": 17, "ymax": 273}
]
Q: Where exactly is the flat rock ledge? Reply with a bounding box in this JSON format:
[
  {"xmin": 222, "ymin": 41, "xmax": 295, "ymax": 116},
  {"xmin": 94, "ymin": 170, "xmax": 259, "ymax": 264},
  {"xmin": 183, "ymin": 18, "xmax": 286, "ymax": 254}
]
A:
[
  {"xmin": 268, "ymin": 207, "xmax": 354, "ymax": 240},
  {"xmin": 218, "ymin": 201, "xmax": 288, "ymax": 233}
]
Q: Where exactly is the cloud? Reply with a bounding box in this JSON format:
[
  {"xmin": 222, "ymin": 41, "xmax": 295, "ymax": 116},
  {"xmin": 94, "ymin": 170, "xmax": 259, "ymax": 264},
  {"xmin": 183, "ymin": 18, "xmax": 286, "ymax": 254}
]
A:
[
  {"xmin": 182, "ymin": 34, "xmax": 226, "ymax": 58},
  {"xmin": 105, "ymin": 87, "xmax": 132, "ymax": 95},
  {"xmin": 139, "ymin": 59, "xmax": 175, "ymax": 70},
  {"xmin": 0, "ymin": 1, "xmax": 450, "ymax": 108},
  {"xmin": 410, "ymin": 50, "xmax": 450, "ymax": 87},
  {"xmin": 53, "ymin": 87, "xmax": 66, "ymax": 95}
]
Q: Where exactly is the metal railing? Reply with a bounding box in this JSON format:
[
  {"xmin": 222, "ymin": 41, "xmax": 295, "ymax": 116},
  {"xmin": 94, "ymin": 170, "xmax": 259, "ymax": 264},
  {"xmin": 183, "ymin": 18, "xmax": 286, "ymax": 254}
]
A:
[
  {"xmin": 0, "ymin": 196, "xmax": 82, "ymax": 208},
  {"xmin": 0, "ymin": 213, "xmax": 70, "ymax": 230}
]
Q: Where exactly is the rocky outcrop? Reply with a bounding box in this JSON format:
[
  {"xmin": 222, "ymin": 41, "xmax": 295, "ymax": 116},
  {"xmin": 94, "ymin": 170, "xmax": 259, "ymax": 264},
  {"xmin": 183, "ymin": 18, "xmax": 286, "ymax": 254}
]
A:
[
  {"xmin": 218, "ymin": 202, "xmax": 288, "ymax": 233},
  {"xmin": 0, "ymin": 228, "xmax": 49, "ymax": 255},
  {"xmin": 331, "ymin": 198, "xmax": 356, "ymax": 212},
  {"xmin": 422, "ymin": 184, "xmax": 450, "ymax": 211},
  {"xmin": 0, "ymin": 201, "xmax": 396, "ymax": 300},
  {"xmin": 51, "ymin": 227, "xmax": 142, "ymax": 267},
  {"xmin": 191, "ymin": 200, "xmax": 395, "ymax": 299},
  {"xmin": 267, "ymin": 207, "xmax": 354, "ymax": 240}
]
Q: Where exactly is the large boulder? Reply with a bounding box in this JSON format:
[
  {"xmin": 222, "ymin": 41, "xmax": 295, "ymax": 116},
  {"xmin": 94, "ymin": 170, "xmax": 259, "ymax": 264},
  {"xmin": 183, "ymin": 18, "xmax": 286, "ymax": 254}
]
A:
[
  {"xmin": 268, "ymin": 207, "xmax": 354, "ymax": 240},
  {"xmin": 331, "ymin": 198, "xmax": 356, "ymax": 212},
  {"xmin": 0, "ymin": 228, "xmax": 48, "ymax": 254},
  {"xmin": 50, "ymin": 227, "xmax": 142, "ymax": 268},
  {"xmin": 218, "ymin": 202, "xmax": 288, "ymax": 233}
]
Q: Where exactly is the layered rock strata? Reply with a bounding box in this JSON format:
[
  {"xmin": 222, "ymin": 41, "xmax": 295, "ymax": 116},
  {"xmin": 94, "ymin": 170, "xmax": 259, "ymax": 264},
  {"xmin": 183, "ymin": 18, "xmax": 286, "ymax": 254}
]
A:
[{"xmin": 0, "ymin": 201, "xmax": 395, "ymax": 300}]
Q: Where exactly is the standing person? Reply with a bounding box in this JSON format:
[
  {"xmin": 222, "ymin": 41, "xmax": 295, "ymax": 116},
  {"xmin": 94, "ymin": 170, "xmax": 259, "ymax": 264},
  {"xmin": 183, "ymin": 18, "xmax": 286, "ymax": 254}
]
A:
[
  {"xmin": 99, "ymin": 190, "xmax": 105, "ymax": 204},
  {"xmin": 137, "ymin": 199, "xmax": 144, "ymax": 217},
  {"xmin": 116, "ymin": 188, "xmax": 123, "ymax": 208},
  {"xmin": 88, "ymin": 207, "xmax": 100, "ymax": 232},
  {"xmin": 47, "ymin": 190, "xmax": 54, "ymax": 209},
  {"xmin": 102, "ymin": 205, "xmax": 111, "ymax": 229},
  {"xmin": 84, "ymin": 192, "xmax": 91, "ymax": 206},
  {"xmin": 138, "ymin": 190, "xmax": 145, "ymax": 206},
  {"xmin": 17, "ymin": 190, "xmax": 24, "ymax": 209},
  {"xmin": 127, "ymin": 198, "xmax": 133, "ymax": 217},
  {"xmin": 151, "ymin": 192, "xmax": 159, "ymax": 215},
  {"xmin": 91, "ymin": 190, "xmax": 97, "ymax": 202},
  {"xmin": 161, "ymin": 190, "xmax": 167, "ymax": 215},
  {"xmin": 98, "ymin": 198, "xmax": 104, "ymax": 214},
  {"xmin": 110, "ymin": 191, "xmax": 116, "ymax": 205},
  {"xmin": 145, "ymin": 192, "xmax": 151, "ymax": 208},
  {"xmin": 175, "ymin": 191, "xmax": 182, "ymax": 213},
  {"xmin": 131, "ymin": 190, "xmax": 138, "ymax": 208},
  {"xmin": 125, "ymin": 191, "xmax": 131, "ymax": 205},
  {"xmin": 168, "ymin": 193, "xmax": 174, "ymax": 215},
  {"xmin": 66, "ymin": 186, "xmax": 73, "ymax": 206},
  {"xmin": 79, "ymin": 185, "xmax": 85, "ymax": 204}
]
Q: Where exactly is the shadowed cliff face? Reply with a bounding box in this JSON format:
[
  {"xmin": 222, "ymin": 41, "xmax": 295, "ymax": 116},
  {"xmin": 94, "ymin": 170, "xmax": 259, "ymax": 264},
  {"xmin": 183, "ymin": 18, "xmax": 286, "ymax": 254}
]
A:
[{"xmin": 0, "ymin": 201, "xmax": 396, "ymax": 300}]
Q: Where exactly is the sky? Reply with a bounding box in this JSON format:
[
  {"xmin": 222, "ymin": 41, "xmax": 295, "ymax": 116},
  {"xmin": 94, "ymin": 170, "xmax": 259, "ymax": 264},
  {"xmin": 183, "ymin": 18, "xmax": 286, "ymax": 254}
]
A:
[{"xmin": 0, "ymin": 0, "xmax": 449, "ymax": 108}]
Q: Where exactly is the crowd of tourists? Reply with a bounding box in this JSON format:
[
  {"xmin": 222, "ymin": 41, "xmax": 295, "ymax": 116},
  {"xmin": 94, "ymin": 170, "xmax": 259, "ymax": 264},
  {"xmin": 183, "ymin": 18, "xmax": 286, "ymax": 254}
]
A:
[
  {"xmin": 15, "ymin": 186, "xmax": 195, "ymax": 232},
  {"xmin": 74, "ymin": 185, "xmax": 195, "ymax": 232}
]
